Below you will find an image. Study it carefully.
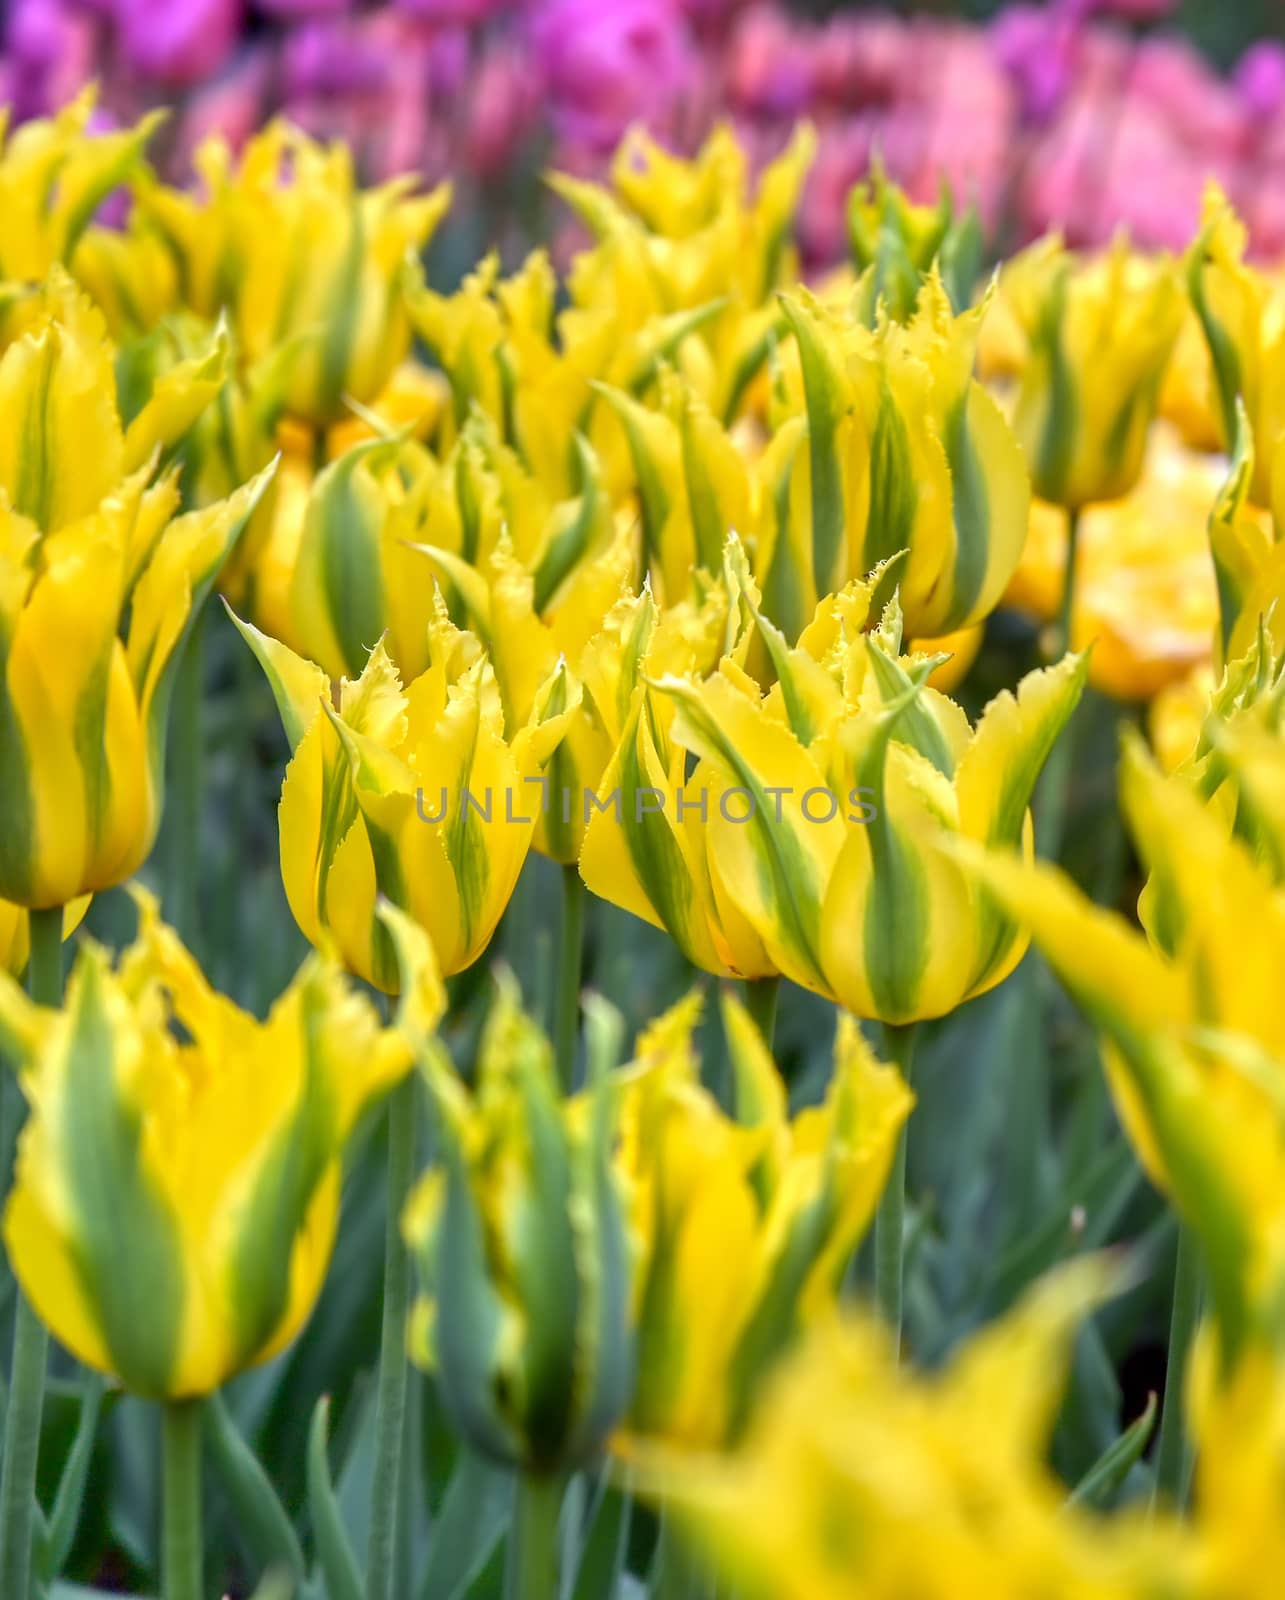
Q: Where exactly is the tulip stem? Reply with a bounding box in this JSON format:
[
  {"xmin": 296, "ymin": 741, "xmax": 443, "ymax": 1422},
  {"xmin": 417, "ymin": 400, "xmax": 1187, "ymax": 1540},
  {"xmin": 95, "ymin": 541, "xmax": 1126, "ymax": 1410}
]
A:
[
  {"xmin": 874, "ymin": 1022, "xmax": 918, "ymax": 1358},
  {"xmin": 1152, "ymin": 1222, "xmax": 1202, "ymax": 1513},
  {"xmin": 0, "ymin": 906, "xmax": 63, "ymax": 1600},
  {"xmin": 367, "ymin": 1076, "xmax": 416, "ymax": 1600},
  {"xmin": 168, "ymin": 608, "xmax": 205, "ymax": 952},
  {"xmin": 1056, "ymin": 506, "xmax": 1082, "ymax": 660},
  {"xmin": 744, "ymin": 975, "xmax": 780, "ymax": 1051},
  {"xmin": 505, "ymin": 1473, "xmax": 563, "ymax": 1600},
  {"xmin": 554, "ymin": 866, "xmax": 585, "ymax": 1092},
  {"xmin": 162, "ymin": 1400, "xmax": 204, "ymax": 1600}
]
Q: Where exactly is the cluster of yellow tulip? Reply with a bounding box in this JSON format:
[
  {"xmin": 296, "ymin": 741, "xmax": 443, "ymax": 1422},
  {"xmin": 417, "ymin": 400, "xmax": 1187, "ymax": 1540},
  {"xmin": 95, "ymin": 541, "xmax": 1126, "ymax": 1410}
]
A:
[{"xmin": 0, "ymin": 82, "xmax": 1284, "ymax": 1600}]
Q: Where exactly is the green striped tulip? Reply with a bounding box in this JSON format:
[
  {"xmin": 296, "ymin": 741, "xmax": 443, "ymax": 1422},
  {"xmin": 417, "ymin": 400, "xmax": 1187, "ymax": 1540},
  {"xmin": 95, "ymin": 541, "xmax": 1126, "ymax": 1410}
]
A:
[
  {"xmin": 232, "ymin": 598, "xmax": 578, "ymax": 991},
  {"xmin": 649, "ymin": 585, "xmax": 1086, "ymax": 1023},
  {"xmin": 1004, "ymin": 232, "xmax": 1183, "ymax": 511},
  {"xmin": 0, "ymin": 888, "xmax": 441, "ymax": 1397},
  {"xmin": 404, "ymin": 973, "xmax": 633, "ymax": 1473},
  {"xmin": 766, "ymin": 272, "xmax": 1029, "ymax": 644},
  {"xmin": 0, "ymin": 274, "xmax": 273, "ymax": 909}
]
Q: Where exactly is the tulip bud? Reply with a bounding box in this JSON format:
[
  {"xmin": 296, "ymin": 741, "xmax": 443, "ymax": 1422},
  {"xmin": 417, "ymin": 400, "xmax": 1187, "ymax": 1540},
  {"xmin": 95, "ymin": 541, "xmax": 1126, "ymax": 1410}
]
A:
[
  {"xmin": 0, "ymin": 888, "xmax": 441, "ymax": 1397},
  {"xmin": 404, "ymin": 973, "xmax": 634, "ymax": 1473}
]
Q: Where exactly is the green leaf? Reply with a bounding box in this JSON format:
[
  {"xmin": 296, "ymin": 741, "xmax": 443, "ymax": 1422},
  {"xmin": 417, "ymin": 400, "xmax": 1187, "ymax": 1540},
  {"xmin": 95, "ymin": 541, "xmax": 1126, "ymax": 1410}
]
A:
[
  {"xmin": 1066, "ymin": 1393, "xmax": 1158, "ymax": 1510},
  {"xmin": 570, "ymin": 1478, "xmax": 632, "ymax": 1600},
  {"xmin": 417, "ymin": 1450, "xmax": 512, "ymax": 1600},
  {"xmin": 205, "ymin": 1390, "xmax": 306, "ymax": 1580},
  {"xmin": 307, "ymin": 1398, "xmax": 363, "ymax": 1600},
  {"xmin": 38, "ymin": 1371, "xmax": 105, "ymax": 1583}
]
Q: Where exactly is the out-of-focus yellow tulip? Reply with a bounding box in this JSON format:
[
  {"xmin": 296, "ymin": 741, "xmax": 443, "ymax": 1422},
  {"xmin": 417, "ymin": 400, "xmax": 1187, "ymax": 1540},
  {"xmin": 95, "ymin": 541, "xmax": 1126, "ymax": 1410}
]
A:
[
  {"xmin": 0, "ymin": 275, "xmax": 273, "ymax": 908},
  {"xmin": 0, "ymin": 91, "xmax": 161, "ymax": 290},
  {"xmin": 1187, "ymin": 185, "xmax": 1285, "ymax": 506},
  {"xmin": 1005, "ymin": 428, "xmax": 1228, "ymax": 700},
  {"xmin": 652, "ymin": 1261, "xmax": 1192, "ymax": 1600},
  {"xmin": 1003, "ymin": 234, "xmax": 1183, "ymax": 510},
  {"xmin": 768, "ymin": 272, "xmax": 1029, "ymax": 643},
  {"xmin": 233, "ymin": 602, "xmax": 577, "ymax": 991},
  {"xmin": 616, "ymin": 990, "xmax": 910, "ymax": 1450},
  {"xmin": 847, "ymin": 164, "xmax": 982, "ymax": 322},
  {"xmin": 962, "ymin": 730, "xmax": 1285, "ymax": 1370},
  {"xmin": 404, "ymin": 973, "xmax": 632, "ymax": 1473},
  {"xmin": 140, "ymin": 123, "xmax": 449, "ymax": 429},
  {"xmin": 627, "ymin": 572, "xmax": 1085, "ymax": 1023},
  {"xmin": 1149, "ymin": 666, "xmax": 1215, "ymax": 773},
  {"xmin": 1159, "ymin": 304, "xmax": 1223, "ymax": 454},
  {"xmin": 0, "ymin": 888, "xmax": 441, "ymax": 1398}
]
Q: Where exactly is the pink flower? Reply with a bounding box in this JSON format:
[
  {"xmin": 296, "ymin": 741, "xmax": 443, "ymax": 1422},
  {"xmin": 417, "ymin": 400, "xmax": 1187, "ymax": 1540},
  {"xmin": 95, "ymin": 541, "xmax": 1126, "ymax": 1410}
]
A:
[
  {"xmin": 115, "ymin": 0, "xmax": 242, "ymax": 87},
  {"xmin": 1236, "ymin": 42, "xmax": 1285, "ymax": 123},
  {"xmin": 171, "ymin": 47, "xmax": 272, "ymax": 168},
  {"xmin": 811, "ymin": 14, "xmax": 906, "ymax": 110},
  {"xmin": 466, "ymin": 45, "xmax": 542, "ymax": 177},
  {"xmin": 254, "ymin": 0, "xmax": 351, "ymax": 18},
  {"xmin": 725, "ymin": 4, "xmax": 815, "ymax": 118},
  {"xmin": 529, "ymin": 0, "xmax": 697, "ymax": 156},
  {"xmin": 392, "ymin": 0, "xmax": 509, "ymax": 21}
]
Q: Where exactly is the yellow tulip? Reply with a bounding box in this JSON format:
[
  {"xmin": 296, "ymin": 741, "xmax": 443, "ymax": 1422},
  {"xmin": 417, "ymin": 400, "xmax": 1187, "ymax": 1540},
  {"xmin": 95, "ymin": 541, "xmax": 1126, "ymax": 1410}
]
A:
[
  {"xmin": 1005, "ymin": 428, "xmax": 1227, "ymax": 700},
  {"xmin": 769, "ymin": 271, "xmax": 1029, "ymax": 643},
  {"xmin": 617, "ymin": 990, "xmax": 910, "ymax": 1449},
  {"xmin": 0, "ymin": 275, "xmax": 273, "ymax": 908},
  {"xmin": 0, "ymin": 90, "xmax": 161, "ymax": 289},
  {"xmin": 631, "ymin": 572, "xmax": 1085, "ymax": 1022},
  {"xmin": 0, "ymin": 888, "xmax": 441, "ymax": 1398},
  {"xmin": 1003, "ymin": 233, "xmax": 1183, "ymax": 509},
  {"xmin": 960, "ymin": 730, "xmax": 1285, "ymax": 1369},
  {"xmin": 1187, "ymin": 184, "xmax": 1285, "ymax": 506},
  {"xmin": 404, "ymin": 973, "xmax": 632, "ymax": 1472},
  {"xmin": 847, "ymin": 163, "xmax": 982, "ymax": 321},
  {"xmin": 578, "ymin": 551, "xmax": 777, "ymax": 980},
  {"xmin": 140, "ymin": 122, "xmax": 449, "ymax": 428},
  {"xmin": 232, "ymin": 600, "xmax": 578, "ymax": 990},
  {"xmin": 651, "ymin": 1261, "xmax": 1191, "ymax": 1600}
]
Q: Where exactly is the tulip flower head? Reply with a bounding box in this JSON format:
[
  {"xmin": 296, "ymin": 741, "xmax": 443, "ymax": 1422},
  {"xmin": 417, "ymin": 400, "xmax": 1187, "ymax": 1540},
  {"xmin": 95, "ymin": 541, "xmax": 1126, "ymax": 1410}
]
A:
[
  {"xmin": 0, "ymin": 889, "xmax": 442, "ymax": 1398},
  {"xmin": 233, "ymin": 597, "xmax": 579, "ymax": 990},
  {"xmin": 1187, "ymin": 186, "xmax": 1285, "ymax": 508},
  {"xmin": 404, "ymin": 973, "xmax": 634, "ymax": 1474},
  {"xmin": 629, "ymin": 565, "xmax": 1086, "ymax": 1023},
  {"xmin": 0, "ymin": 90, "xmax": 161, "ymax": 286},
  {"xmin": 617, "ymin": 990, "xmax": 911, "ymax": 1449},
  {"xmin": 767, "ymin": 271, "xmax": 1030, "ymax": 644},
  {"xmin": 652, "ymin": 1261, "xmax": 1191, "ymax": 1600},
  {"xmin": 0, "ymin": 275, "xmax": 273, "ymax": 909},
  {"xmin": 1003, "ymin": 232, "xmax": 1184, "ymax": 510},
  {"xmin": 963, "ymin": 727, "xmax": 1285, "ymax": 1373},
  {"xmin": 139, "ymin": 122, "xmax": 450, "ymax": 429}
]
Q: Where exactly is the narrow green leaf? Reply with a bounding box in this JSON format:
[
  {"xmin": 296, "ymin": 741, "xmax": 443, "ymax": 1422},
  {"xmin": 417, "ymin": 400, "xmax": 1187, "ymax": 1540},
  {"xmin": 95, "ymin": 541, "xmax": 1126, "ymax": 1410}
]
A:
[
  {"xmin": 37, "ymin": 1372, "xmax": 105, "ymax": 1583},
  {"xmin": 307, "ymin": 1398, "xmax": 363, "ymax": 1600},
  {"xmin": 205, "ymin": 1391, "xmax": 306, "ymax": 1580},
  {"xmin": 417, "ymin": 1451, "xmax": 511, "ymax": 1600},
  {"xmin": 1066, "ymin": 1393, "xmax": 1158, "ymax": 1510}
]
